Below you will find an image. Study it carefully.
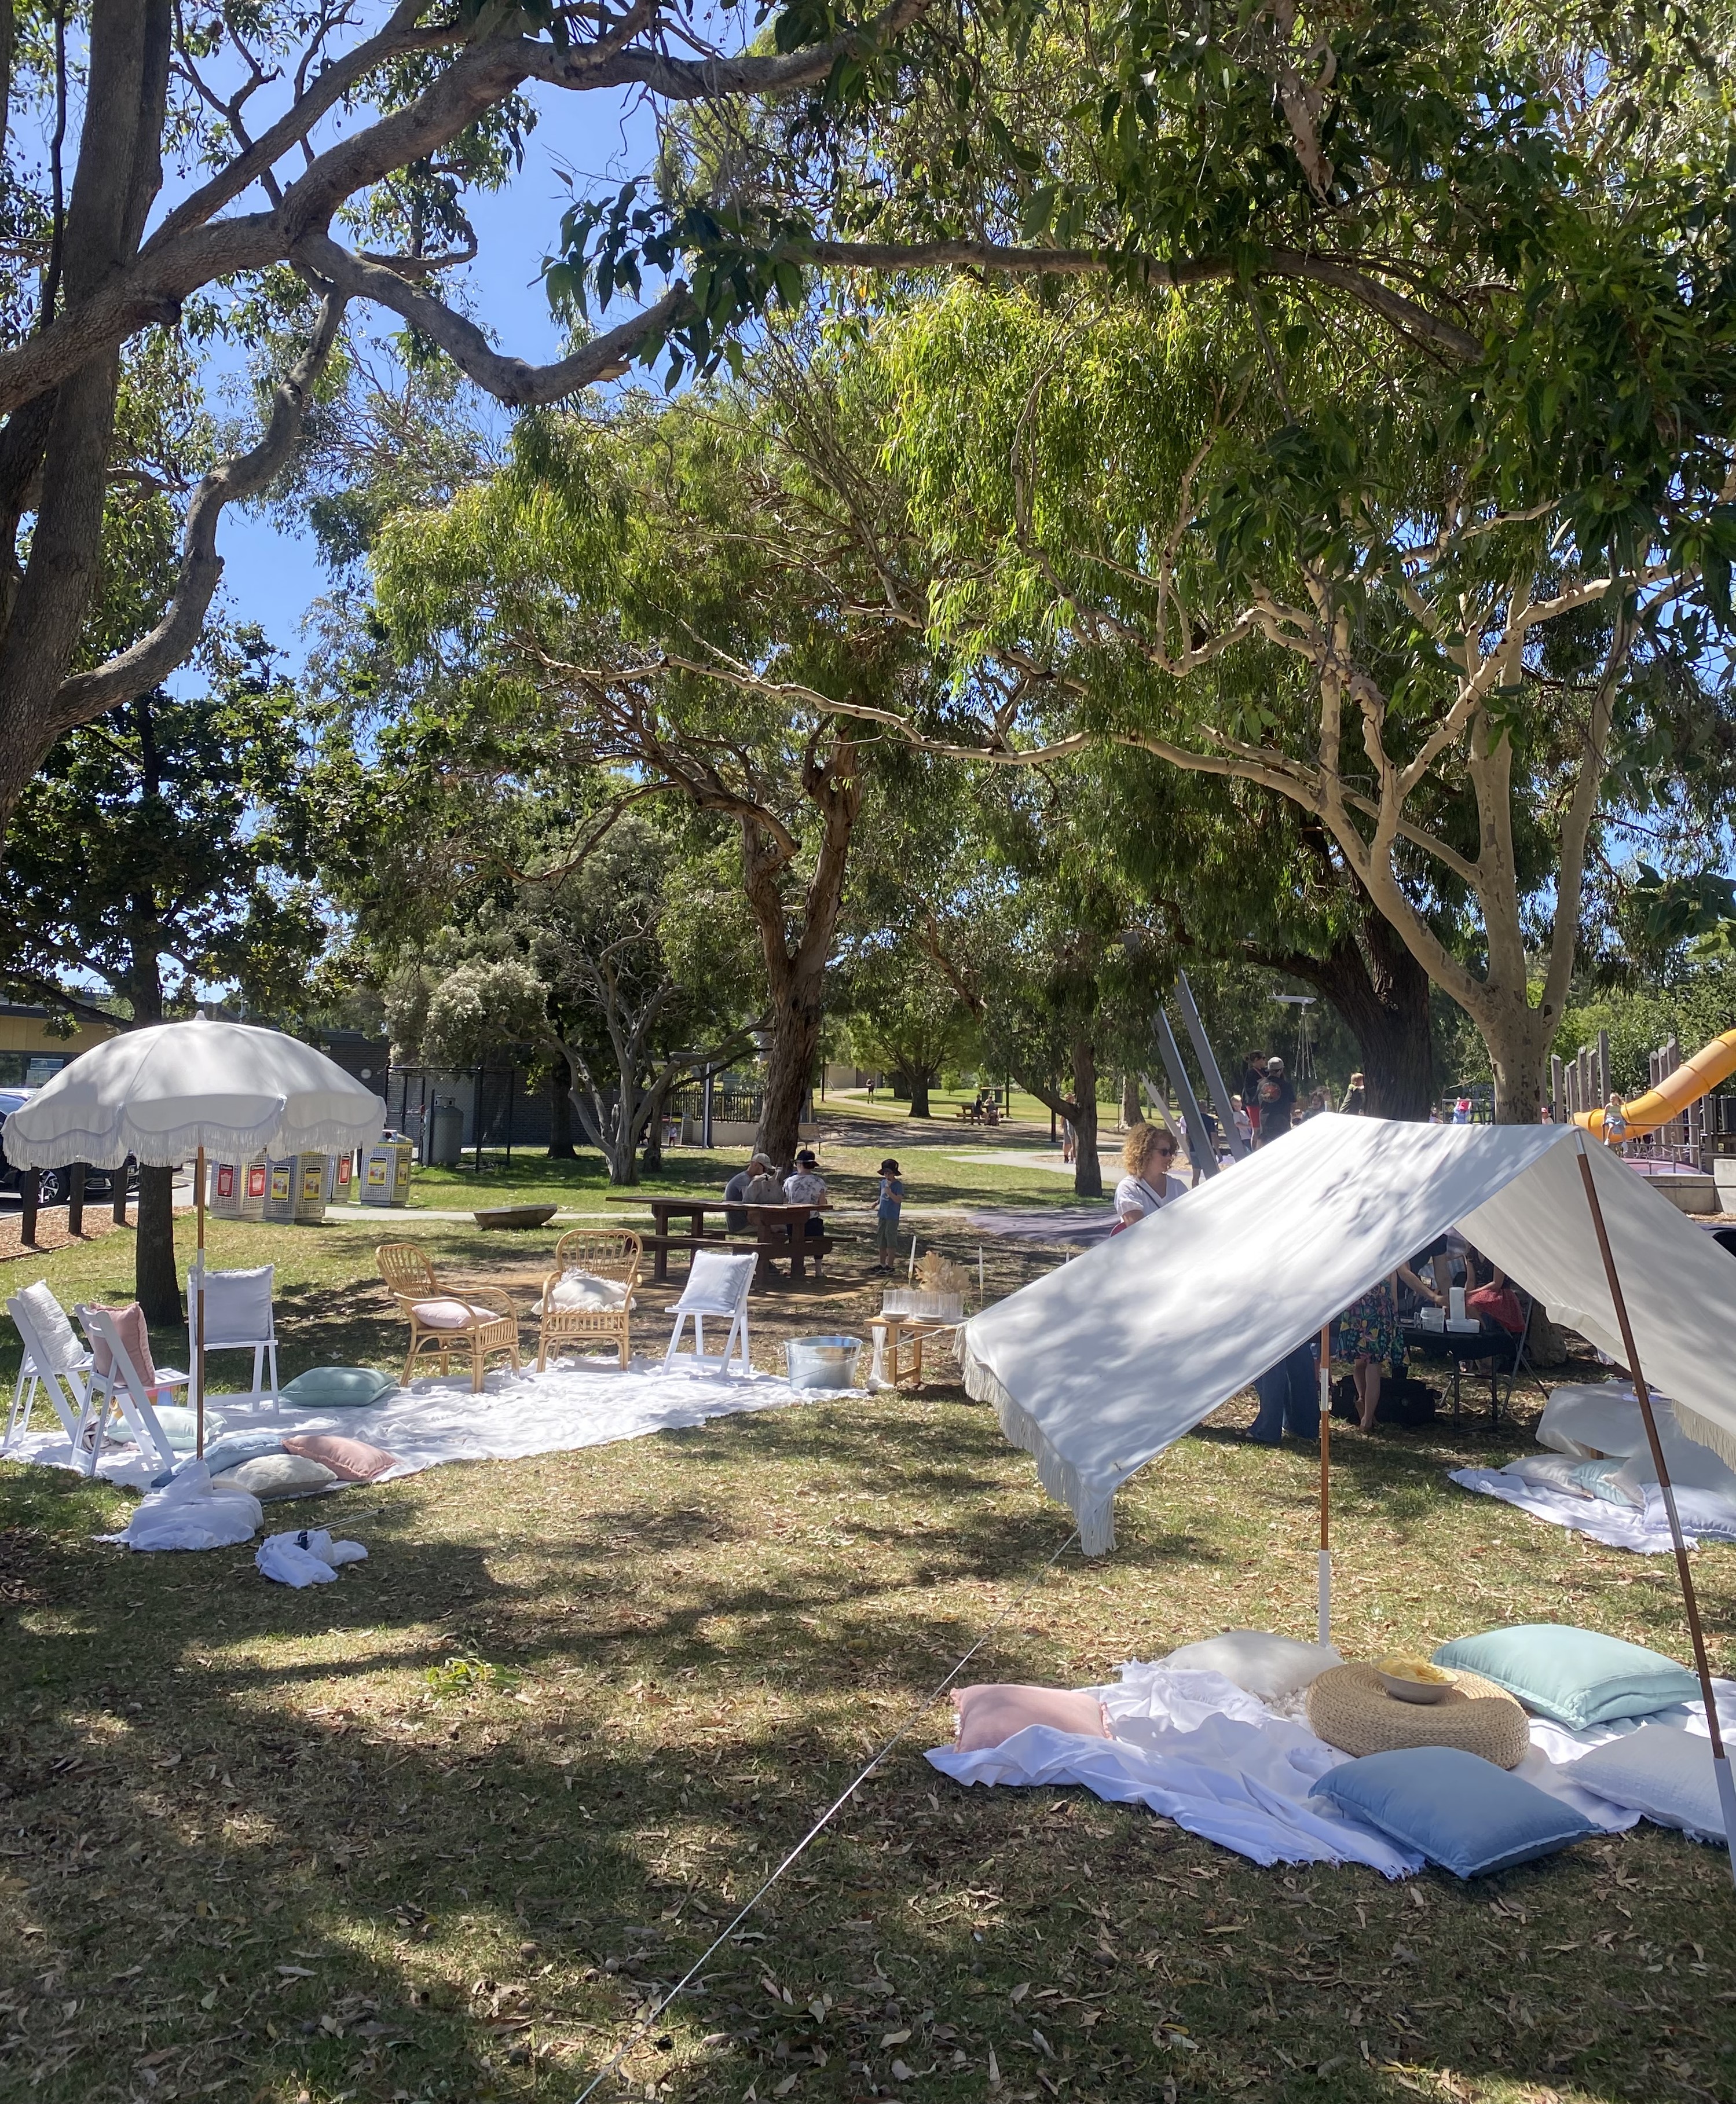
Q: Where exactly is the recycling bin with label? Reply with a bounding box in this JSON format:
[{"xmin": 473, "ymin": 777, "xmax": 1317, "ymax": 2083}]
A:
[
  {"xmin": 361, "ymin": 1138, "xmax": 415, "ymax": 1206},
  {"xmin": 209, "ymin": 1154, "xmax": 269, "ymax": 1220}
]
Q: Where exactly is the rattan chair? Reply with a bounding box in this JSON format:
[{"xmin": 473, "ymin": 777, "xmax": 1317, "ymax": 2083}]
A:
[
  {"xmin": 375, "ymin": 1242, "xmax": 521, "ymax": 1394},
  {"xmin": 536, "ymin": 1227, "xmax": 642, "ymax": 1371}
]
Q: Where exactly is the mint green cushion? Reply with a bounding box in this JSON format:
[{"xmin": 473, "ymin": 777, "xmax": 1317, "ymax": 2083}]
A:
[
  {"xmin": 1431, "ymin": 1625, "xmax": 1698, "ymax": 1729},
  {"xmin": 279, "ymin": 1366, "xmax": 396, "ymax": 1409}
]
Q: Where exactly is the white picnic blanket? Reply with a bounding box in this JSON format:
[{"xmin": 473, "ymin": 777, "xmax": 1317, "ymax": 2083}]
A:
[
  {"xmin": 1449, "ymin": 1467, "xmax": 1736, "ymax": 1553},
  {"xmin": 929, "ymin": 1663, "xmax": 1736, "ymax": 1872},
  {"xmin": 8, "ymin": 1355, "xmax": 849, "ymax": 1493}
]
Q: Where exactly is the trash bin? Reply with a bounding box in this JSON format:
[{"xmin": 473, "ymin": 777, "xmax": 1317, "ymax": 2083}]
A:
[
  {"xmin": 210, "ymin": 1154, "xmax": 269, "ymax": 1220},
  {"xmin": 329, "ymin": 1152, "xmax": 354, "ymax": 1205},
  {"xmin": 292, "ymin": 1154, "xmax": 330, "ymax": 1225},
  {"xmin": 430, "ymin": 1099, "xmax": 464, "ymax": 1168},
  {"xmin": 263, "ymin": 1159, "xmax": 297, "ymax": 1222},
  {"xmin": 361, "ymin": 1139, "xmax": 415, "ymax": 1207}
]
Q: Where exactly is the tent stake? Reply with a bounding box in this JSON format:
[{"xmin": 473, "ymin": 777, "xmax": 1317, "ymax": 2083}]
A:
[
  {"xmin": 1575, "ymin": 1133, "xmax": 1736, "ymax": 1883},
  {"xmin": 1317, "ymin": 1322, "xmax": 1331, "ymax": 1647}
]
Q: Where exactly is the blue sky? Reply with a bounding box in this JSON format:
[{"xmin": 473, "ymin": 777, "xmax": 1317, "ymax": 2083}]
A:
[{"xmin": 207, "ymin": 79, "xmax": 656, "ymax": 667}]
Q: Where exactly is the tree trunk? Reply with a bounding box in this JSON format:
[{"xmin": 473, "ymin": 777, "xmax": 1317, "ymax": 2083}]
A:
[
  {"xmin": 1070, "ymin": 1039, "xmax": 1102, "ymax": 1197},
  {"xmin": 759, "ymin": 970, "xmax": 823, "ymax": 1163},
  {"xmin": 907, "ymin": 1068, "xmax": 932, "ymax": 1117},
  {"xmin": 640, "ymin": 1075, "xmax": 673, "ymax": 1172},
  {"xmin": 1251, "ymin": 899, "xmax": 1436, "ymax": 1121},
  {"xmin": 745, "ymin": 735, "xmax": 860, "ymax": 1168},
  {"xmin": 134, "ymin": 1163, "xmax": 180, "ymax": 1324},
  {"xmin": 1120, "ymin": 1071, "xmax": 1140, "ymax": 1128},
  {"xmin": 1483, "ymin": 1011, "xmax": 1553, "ymax": 1124},
  {"xmin": 547, "ymin": 1058, "xmax": 577, "ymax": 1159}
]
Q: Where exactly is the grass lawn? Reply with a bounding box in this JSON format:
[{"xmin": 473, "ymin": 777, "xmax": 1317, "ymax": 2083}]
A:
[{"xmin": 2, "ymin": 1159, "xmax": 1734, "ymax": 2104}]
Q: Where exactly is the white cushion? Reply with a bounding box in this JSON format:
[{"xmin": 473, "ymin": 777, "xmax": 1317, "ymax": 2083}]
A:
[
  {"xmin": 1160, "ymin": 1630, "xmax": 1342, "ymax": 1704},
  {"xmin": 671, "ymin": 1252, "xmax": 756, "ymax": 1316},
  {"xmin": 412, "ymin": 1297, "xmax": 500, "ymax": 1330},
  {"xmin": 1567, "ymin": 1724, "xmax": 1729, "ymax": 1842},
  {"xmin": 1536, "ymin": 1383, "xmax": 1644, "ymax": 1458},
  {"xmin": 1614, "ymin": 1415, "xmax": 1736, "ymax": 1500},
  {"xmin": 213, "ymin": 1452, "xmax": 339, "ymax": 1500},
  {"xmin": 194, "ymin": 1264, "xmax": 274, "ymax": 1346},
  {"xmin": 543, "ymin": 1270, "xmax": 629, "ymax": 1314},
  {"xmin": 1502, "ymin": 1454, "xmax": 1596, "ymax": 1497},
  {"xmin": 12, "ymin": 1280, "xmax": 81, "ymax": 1370}
]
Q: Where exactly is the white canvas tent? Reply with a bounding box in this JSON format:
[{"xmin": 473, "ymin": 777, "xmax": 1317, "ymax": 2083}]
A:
[
  {"xmin": 962, "ymin": 1114, "xmax": 1736, "ymax": 1865},
  {"xmin": 962, "ymin": 1115, "xmax": 1736, "ymax": 1553}
]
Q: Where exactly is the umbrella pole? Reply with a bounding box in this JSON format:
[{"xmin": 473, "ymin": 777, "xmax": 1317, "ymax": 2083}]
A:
[
  {"xmin": 195, "ymin": 1147, "xmax": 206, "ymax": 1460},
  {"xmin": 1574, "ymin": 1134, "xmax": 1736, "ymax": 1883},
  {"xmin": 1317, "ymin": 1321, "xmax": 1332, "ymax": 1647}
]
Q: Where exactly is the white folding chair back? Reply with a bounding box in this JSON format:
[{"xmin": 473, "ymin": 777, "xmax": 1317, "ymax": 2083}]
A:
[
  {"xmin": 188, "ymin": 1263, "xmax": 279, "ymax": 1401},
  {"xmin": 75, "ymin": 1305, "xmax": 187, "ymax": 1478},
  {"xmin": 662, "ymin": 1252, "xmax": 756, "ymax": 1376},
  {"xmin": 5, "ymin": 1285, "xmax": 93, "ymax": 1454}
]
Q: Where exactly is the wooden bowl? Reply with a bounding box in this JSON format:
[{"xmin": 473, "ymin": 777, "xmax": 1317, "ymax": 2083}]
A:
[{"xmin": 473, "ymin": 1204, "xmax": 559, "ymax": 1230}]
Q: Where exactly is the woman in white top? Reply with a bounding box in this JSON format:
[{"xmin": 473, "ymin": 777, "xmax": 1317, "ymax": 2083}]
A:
[{"xmin": 1112, "ymin": 1121, "xmax": 1188, "ymax": 1229}]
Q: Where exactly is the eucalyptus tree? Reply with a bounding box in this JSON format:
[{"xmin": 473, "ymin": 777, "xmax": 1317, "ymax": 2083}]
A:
[
  {"xmin": 0, "ymin": 0, "xmax": 935, "ymax": 849},
  {"xmin": 370, "ymin": 378, "xmax": 939, "ymax": 1164}
]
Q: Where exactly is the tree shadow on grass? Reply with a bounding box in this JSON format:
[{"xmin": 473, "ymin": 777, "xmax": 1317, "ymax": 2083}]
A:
[{"xmin": 3, "ymin": 1395, "xmax": 1735, "ymax": 2103}]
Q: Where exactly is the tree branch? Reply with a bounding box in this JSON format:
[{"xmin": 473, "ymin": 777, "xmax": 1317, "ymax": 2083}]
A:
[
  {"xmin": 52, "ymin": 287, "xmax": 346, "ymax": 728},
  {"xmin": 295, "ymin": 230, "xmax": 688, "ymax": 405}
]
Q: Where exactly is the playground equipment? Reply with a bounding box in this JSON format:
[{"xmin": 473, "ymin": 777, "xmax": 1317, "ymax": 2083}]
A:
[{"xmin": 1573, "ymin": 1028, "xmax": 1736, "ymax": 1142}]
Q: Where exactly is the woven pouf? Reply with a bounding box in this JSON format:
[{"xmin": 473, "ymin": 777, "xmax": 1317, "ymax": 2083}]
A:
[{"xmin": 1306, "ymin": 1663, "xmax": 1530, "ymax": 1769}]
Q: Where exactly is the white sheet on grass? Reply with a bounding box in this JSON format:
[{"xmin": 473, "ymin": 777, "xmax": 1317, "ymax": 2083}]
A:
[
  {"xmin": 1449, "ymin": 1469, "xmax": 1688, "ymax": 1553},
  {"xmin": 930, "ymin": 1664, "xmax": 1736, "ymax": 1869},
  {"xmin": 962, "ymin": 1116, "xmax": 1736, "ymax": 1552},
  {"xmin": 9, "ymin": 1356, "xmax": 846, "ymax": 1493}
]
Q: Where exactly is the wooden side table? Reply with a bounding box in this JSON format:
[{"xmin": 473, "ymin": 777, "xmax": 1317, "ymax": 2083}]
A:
[{"xmin": 867, "ymin": 1314, "xmax": 956, "ymax": 1389}]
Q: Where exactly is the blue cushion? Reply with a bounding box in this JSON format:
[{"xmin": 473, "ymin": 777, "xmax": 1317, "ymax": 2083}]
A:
[
  {"xmin": 279, "ymin": 1365, "xmax": 397, "ymax": 1409},
  {"xmin": 1311, "ymin": 1748, "xmax": 1592, "ymax": 1878},
  {"xmin": 149, "ymin": 1429, "xmax": 283, "ymax": 1489},
  {"xmin": 1431, "ymin": 1625, "xmax": 1699, "ymax": 1729}
]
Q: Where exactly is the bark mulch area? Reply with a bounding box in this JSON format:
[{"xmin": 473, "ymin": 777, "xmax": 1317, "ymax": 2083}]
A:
[{"xmin": 0, "ymin": 1205, "xmax": 127, "ymax": 1266}]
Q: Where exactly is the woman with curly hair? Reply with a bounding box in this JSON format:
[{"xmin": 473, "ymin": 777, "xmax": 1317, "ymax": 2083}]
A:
[{"xmin": 1111, "ymin": 1120, "xmax": 1188, "ymax": 1231}]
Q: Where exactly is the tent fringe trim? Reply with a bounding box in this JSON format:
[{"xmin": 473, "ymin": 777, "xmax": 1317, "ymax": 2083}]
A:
[
  {"xmin": 1672, "ymin": 1398, "xmax": 1736, "ymax": 1475},
  {"xmin": 962, "ymin": 1333, "xmax": 1116, "ymax": 1555}
]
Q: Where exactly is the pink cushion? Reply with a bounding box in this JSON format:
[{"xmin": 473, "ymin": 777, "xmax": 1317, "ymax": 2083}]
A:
[
  {"xmin": 282, "ymin": 1434, "xmax": 396, "ymax": 1482},
  {"xmin": 87, "ymin": 1303, "xmax": 158, "ymax": 1387},
  {"xmin": 951, "ymin": 1684, "xmax": 1111, "ymax": 1752},
  {"xmin": 411, "ymin": 1298, "xmax": 495, "ymax": 1330}
]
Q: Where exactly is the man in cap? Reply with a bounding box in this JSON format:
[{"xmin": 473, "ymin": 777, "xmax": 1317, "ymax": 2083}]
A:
[{"xmin": 783, "ymin": 1148, "xmax": 831, "ymax": 1278}]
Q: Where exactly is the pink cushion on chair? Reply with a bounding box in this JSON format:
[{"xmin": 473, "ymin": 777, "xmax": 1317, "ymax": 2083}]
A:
[
  {"xmin": 951, "ymin": 1684, "xmax": 1111, "ymax": 1752},
  {"xmin": 87, "ymin": 1303, "xmax": 158, "ymax": 1386},
  {"xmin": 411, "ymin": 1298, "xmax": 492, "ymax": 1330}
]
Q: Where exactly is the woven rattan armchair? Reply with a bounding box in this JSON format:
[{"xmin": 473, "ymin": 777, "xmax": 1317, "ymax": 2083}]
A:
[
  {"xmin": 375, "ymin": 1242, "xmax": 521, "ymax": 1394},
  {"xmin": 536, "ymin": 1227, "xmax": 642, "ymax": 1371}
]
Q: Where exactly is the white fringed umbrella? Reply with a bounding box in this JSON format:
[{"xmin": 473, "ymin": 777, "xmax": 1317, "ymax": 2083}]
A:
[{"xmin": 5, "ymin": 1018, "xmax": 385, "ymax": 1449}]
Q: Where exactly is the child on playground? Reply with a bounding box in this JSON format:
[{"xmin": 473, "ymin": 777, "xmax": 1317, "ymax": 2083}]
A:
[{"xmin": 877, "ymin": 1157, "xmax": 904, "ymax": 1270}]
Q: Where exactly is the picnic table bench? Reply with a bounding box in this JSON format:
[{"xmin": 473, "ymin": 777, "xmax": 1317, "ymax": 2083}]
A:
[{"xmin": 607, "ymin": 1196, "xmax": 834, "ymax": 1288}]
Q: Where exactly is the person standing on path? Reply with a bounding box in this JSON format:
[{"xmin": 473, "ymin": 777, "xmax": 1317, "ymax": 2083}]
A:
[
  {"xmin": 1254, "ymin": 1056, "xmax": 1295, "ymax": 1145},
  {"xmin": 876, "ymin": 1157, "xmax": 904, "ymax": 1271}
]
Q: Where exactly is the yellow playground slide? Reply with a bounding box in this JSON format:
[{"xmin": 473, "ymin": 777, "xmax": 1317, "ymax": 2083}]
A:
[{"xmin": 1576, "ymin": 1027, "xmax": 1736, "ymax": 1140}]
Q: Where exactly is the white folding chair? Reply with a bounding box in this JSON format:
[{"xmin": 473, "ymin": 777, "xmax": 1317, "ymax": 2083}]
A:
[
  {"xmin": 662, "ymin": 1252, "xmax": 756, "ymax": 1377},
  {"xmin": 188, "ymin": 1264, "xmax": 279, "ymax": 1402},
  {"xmin": 5, "ymin": 1283, "xmax": 93, "ymax": 1454},
  {"xmin": 74, "ymin": 1305, "xmax": 188, "ymax": 1478}
]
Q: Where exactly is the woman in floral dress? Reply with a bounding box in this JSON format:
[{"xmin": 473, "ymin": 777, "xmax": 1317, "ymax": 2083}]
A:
[{"xmin": 1334, "ymin": 1275, "xmax": 1404, "ymax": 1431}]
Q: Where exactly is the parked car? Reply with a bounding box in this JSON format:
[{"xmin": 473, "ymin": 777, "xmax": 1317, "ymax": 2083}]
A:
[{"xmin": 0, "ymin": 1089, "xmax": 134, "ymax": 1204}]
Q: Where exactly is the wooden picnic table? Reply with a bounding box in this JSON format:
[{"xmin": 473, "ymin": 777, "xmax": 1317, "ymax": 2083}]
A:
[{"xmin": 607, "ymin": 1195, "xmax": 832, "ymax": 1287}]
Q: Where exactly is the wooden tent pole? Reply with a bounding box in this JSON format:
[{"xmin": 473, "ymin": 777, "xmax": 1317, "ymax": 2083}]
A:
[
  {"xmin": 195, "ymin": 1147, "xmax": 206, "ymax": 1460},
  {"xmin": 1317, "ymin": 1321, "xmax": 1332, "ymax": 1646},
  {"xmin": 1574, "ymin": 1134, "xmax": 1736, "ymax": 1881}
]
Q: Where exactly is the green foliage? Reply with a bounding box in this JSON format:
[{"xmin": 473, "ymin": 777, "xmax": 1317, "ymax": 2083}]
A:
[{"xmin": 0, "ymin": 632, "xmax": 325, "ymax": 1024}]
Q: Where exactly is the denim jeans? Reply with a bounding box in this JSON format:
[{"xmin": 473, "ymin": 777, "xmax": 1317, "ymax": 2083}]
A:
[{"xmin": 1250, "ymin": 1341, "xmax": 1319, "ymax": 1444}]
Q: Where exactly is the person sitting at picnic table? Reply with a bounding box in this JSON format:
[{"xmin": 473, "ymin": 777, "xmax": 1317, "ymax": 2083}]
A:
[
  {"xmin": 1333, "ymin": 1274, "xmax": 1404, "ymax": 1431},
  {"xmin": 783, "ymin": 1149, "xmax": 831, "ymax": 1278},
  {"xmin": 743, "ymin": 1158, "xmax": 786, "ymax": 1205},
  {"xmin": 1112, "ymin": 1121, "xmax": 1186, "ymax": 1231},
  {"xmin": 724, "ymin": 1153, "xmax": 775, "ymax": 1230}
]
